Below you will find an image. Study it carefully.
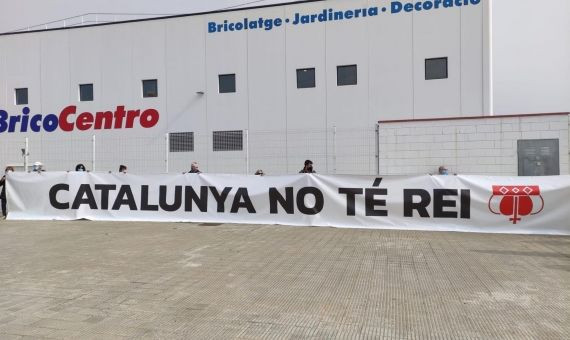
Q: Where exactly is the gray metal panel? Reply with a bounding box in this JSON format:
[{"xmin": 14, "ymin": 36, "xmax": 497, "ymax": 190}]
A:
[{"xmin": 518, "ymin": 139, "xmax": 560, "ymax": 176}]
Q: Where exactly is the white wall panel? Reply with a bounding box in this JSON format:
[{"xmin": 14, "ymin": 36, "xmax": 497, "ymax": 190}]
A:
[
  {"xmin": 205, "ymin": 11, "xmax": 249, "ymax": 131},
  {"xmin": 98, "ymin": 25, "xmax": 134, "ymax": 114},
  {"xmin": 460, "ymin": 4, "xmax": 484, "ymax": 116},
  {"xmin": 284, "ymin": 1, "xmax": 327, "ymax": 130},
  {"xmin": 165, "ymin": 17, "xmax": 207, "ymax": 134},
  {"xmin": 3, "ymin": 34, "xmax": 41, "ymax": 115},
  {"xmin": 39, "ymin": 30, "xmax": 69, "ymax": 115},
  {"xmin": 326, "ymin": 0, "xmax": 370, "ymax": 128},
  {"xmin": 368, "ymin": 1, "xmax": 414, "ymax": 121},
  {"xmin": 413, "ymin": 7, "xmax": 461, "ymax": 118},
  {"xmin": 493, "ymin": 0, "xmax": 570, "ymax": 114}
]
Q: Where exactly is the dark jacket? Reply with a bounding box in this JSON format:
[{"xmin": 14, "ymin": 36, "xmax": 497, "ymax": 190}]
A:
[{"xmin": 0, "ymin": 175, "xmax": 6, "ymax": 200}]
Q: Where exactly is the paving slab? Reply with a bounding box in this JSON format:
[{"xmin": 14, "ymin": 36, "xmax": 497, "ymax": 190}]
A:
[{"xmin": 0, "ymin": 220, "xmax": 568, "ymax": 339}]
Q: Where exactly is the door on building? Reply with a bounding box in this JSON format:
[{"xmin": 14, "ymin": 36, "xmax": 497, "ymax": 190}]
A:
[{"xmin": 517, "ymin": 139, "xmax": 560, "ymax": 176}]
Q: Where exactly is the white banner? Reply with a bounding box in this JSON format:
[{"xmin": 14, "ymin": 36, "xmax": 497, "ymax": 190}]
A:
[{"xmin": 6, "ymin": 172, "xmax": 570, "ymax": 235}]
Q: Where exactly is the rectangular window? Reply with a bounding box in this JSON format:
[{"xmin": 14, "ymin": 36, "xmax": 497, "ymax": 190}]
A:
[
  {"xmin": 79, "ymin": 84, "xmax": 94, "ymax": 102},
  {"xmin": 213, "ymin": 130, "xmax": 243, "ymax": 151},
  {"xmin": 296, "ymin": 68, "xmax": 316, "ymax": 89},
  {"xmin": 337, "ymin": 65, "xmax": 357, "ymax": 86},
  {"xmin": 219, "ymin": 74, "xmax": 236, "ymax": 93},
  {"xmin": 169, "ymin": 132, "xmax": 194, "ymax": 152},
  {"xmin": 142, "ymin": 79, "xmax": 158, "ymax": 98},
  {"xmin": 15, "ymin": 88, "xmax": 28, "ymax": 105},
  {"xmin": 425, "ymin": 57, "xmax": 448, "ymax": 80}
]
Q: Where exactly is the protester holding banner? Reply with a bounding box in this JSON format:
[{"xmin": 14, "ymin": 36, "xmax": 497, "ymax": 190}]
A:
[
  {"xmin": 299, "ymin": 160, "xmax": 316, "ymax": 173},
  {"xmin": 0, "ymin": 166, "xmax": 14, "ymax": 218},
  {"xmin": 188, "ymin": 162, "xmax": 201, "ymax": 174}
]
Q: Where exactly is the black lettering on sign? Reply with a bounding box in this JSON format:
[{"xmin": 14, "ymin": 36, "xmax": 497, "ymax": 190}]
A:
[
  {"xmin": 72, "ymin": 184, "xmax": 98, "ymax": 209},
  {"xmin": 209, "ymin": 187, "xmax": 232, "ymax": 213},
  {"xmin": 269, "ymin": 187, "xmax": 294, "ymax": 214},
  {"xmin": 338, "ymin": 188, "xmax": 363, "ymax": 216},
  {"xmin": 159, "ymin": 185, "xmax": 182, "ymax": 212},
  {"xmin": 365, "ymin": 188, "xmax": 388, "ymax": 217},
  {"xmin": 185, "ymin": 186, "xmax": 208, "ymax": 212},
  {"xmin": 95, "ymin": 184, "xmax": 116, "ymax": 210},
  {"xmin": 141, "ymin": 185, "xmax": 159, "ymax": 211},
  {"xmin": 49, "ymin": 184, "xmax": 69, "ymax": 210},
  {"xmin": 112, "ymin": 185, "xmax": 137, "ymax": 210},
  {"xmin": 296, "ymin": 187, "xmax": 324, "ymax": 215},
  {"xmin": 231, "ymin": 188, "xmax": 256, "ymax": 213},
  {"xmin": 433, "ymin": 189, "xmax": 458, "ymax": 218},
  {"xmin": 461, "ymin": 189, "xmax": 471, "ymax": 219},
  {"xmin": 403, "ymin": 189, "xmax": 431, "ymax": 217}
]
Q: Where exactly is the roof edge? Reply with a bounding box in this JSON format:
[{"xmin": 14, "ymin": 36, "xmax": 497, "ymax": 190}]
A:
[
  {"xmin": 378, "ymin": 112, "xmax": 570, "ymax": 124},
  {"xmin": 0, "ymin": 0, "xmax": 326, "ymax": 37}
]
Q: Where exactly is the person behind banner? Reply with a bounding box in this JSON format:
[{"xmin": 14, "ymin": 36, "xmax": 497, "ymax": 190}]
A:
[
  {"xmin": 188, "ymin": 161, "xmax": 201, "ymax": 174},
  {"xmin": 299, "ymin": 160, "xmax": 316, "ymax": 173},
  {"xmin": 0, "ymin": 166, "xmax": 14, "ymax": 219},
  {"xmin": 119, "ymin": 165, "xmax": 128, "ymax": 174},
  {"xmin": 32, "ymin": 162, "xmax": 45, "ymax": 173},
  {"xmin": 75, "ymin": 163, "xmax": 87, "ymax": 172},
  {"xmin": 255, "ymin": 169, "xmax": 265, "ymax": 176}
]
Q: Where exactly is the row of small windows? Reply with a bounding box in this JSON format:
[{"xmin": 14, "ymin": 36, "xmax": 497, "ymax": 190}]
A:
[
  {"xmin": 14, "ymin": 80, "xmax": 158, "ymax": 105},
  {"xmin": 12, "ymin": 58, "xmax": 448, "ymax": 104},
  {"xmin": 169, "ymin": 131, "xmax": 244, "ymax": 152}
]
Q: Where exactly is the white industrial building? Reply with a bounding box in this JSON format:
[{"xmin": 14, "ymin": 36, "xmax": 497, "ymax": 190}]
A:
[{"xmin": 0, "ymin": 0, "xmax": 568, "ymax": 175}]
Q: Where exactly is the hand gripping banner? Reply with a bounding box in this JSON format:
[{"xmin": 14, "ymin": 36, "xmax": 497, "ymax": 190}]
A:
[{"xmin": 6, "ymin": 172, "xmax": 570, "ymax": 235}]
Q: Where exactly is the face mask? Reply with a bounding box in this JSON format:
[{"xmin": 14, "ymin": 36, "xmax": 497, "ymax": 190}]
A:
[{"xmin": 441, "ymin": 170, "xmax": 449, "ymax": 175}]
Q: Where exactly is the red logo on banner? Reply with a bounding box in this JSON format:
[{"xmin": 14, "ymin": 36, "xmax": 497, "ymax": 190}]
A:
[{"xmin": 488, "ymin": 186, "xmax": 544, "ymax": 224}]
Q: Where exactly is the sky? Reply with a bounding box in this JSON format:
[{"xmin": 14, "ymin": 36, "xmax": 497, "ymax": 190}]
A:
[{"xmin": 0, "ymin": 0, "xmax": 299, "ymax": 33}]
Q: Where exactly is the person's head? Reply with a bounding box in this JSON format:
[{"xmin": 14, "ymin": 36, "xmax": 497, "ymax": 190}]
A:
[
  {"xmin": 191, "ymin": 161, "xmax": 199, "ymax": 171},
  {"xmin": 32, "ymin": 162, "xmax": 44, "ymax": 172},
  {"xmin": 304, "ymin": 160, "xmax": 313, "ymax": 172},
  {"xmin": 4, "ymin": 166, "xmax": 14, "ymax": 174},
  {"xmin": 75, "ymin": 163, "xmax": 86, "ymax": 172},
  {"xmin": 438, "ymin": 166, "xmax": 449, "ymax": 175},
  {"xmin": 255, "ymin": 169, "xmax": 265, "ymax": 176},
  {"xmin": 119, "ymin": 165, "xmax": 127, "ymax": 173}
]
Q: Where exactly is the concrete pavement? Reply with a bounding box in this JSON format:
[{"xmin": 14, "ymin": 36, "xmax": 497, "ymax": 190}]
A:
[{"xmin": 0, "ymin": 220, "xmax": 568, "ymax": 339}]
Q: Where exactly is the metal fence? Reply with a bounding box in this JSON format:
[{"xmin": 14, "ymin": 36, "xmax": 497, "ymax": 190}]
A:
[{"xmin": 0, "ymin": 127, "xmax": 379, "ymax": 175}]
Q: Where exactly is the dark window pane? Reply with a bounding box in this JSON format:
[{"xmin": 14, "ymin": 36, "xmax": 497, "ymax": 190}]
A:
[
  {"xmin": 425, "ymin": 57, "xmax": 448, "ymax": 80},
  {"xmin": 296, "ymin": 68, "xmax": 316, "ymax": 89},
  {"xmin": 213, "ymin": 130, "xmax": 243, "ymax": 151},
  {"xmin": 142, "ymin": 79, "xmax": 158, "ymax": 98},
  {"xmin": 219, "ymin": 74, "xmax": 236, "ymax": 93},
  {"xmin": 337, "ymin": 65, "xmax": 357, "ymax": 86},
  {"xmin": 79, "ymin": 84, "xmax": 94, "ymax": 102},
  {"xmin": 15, "ymin": 88, "xmax": 28, "ymax": 105},
  {"xmin": 170, "ymin": 132, "xmax": 194, "ymax": 152}
]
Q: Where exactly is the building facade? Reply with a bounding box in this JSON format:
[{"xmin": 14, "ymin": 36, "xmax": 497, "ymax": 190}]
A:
[{"xmin": 0, "ymin": 0, "xmax": 568, "ymax": 175}]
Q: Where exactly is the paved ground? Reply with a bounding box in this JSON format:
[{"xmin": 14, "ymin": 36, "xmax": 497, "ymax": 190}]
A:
[{"xmin": 0, "ymin": 220, "xmax": 568, "ymax": 340}]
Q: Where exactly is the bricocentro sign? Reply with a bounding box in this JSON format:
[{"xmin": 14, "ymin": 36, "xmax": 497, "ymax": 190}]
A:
[{"xmin": 0, "ymin": 106, "xmax": 160, "ymax": 133}]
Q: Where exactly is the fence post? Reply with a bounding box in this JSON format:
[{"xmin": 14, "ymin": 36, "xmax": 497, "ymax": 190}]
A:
[
  {"xmin": 375, "ymin": 123, "xmax": 380, "ymax": 176},
  {"xmin": 245, "ymin": 129, "xmax": 250, "ymax": 175},
  {"xmin": 24, "ymin": 137, "xmax": 29, "ymax": 172},
  {"xmin": 92, "ymin": 135, "xmax": 96, "ymax": 172},
  {"xmin": 165, "ymin": 133, "xmax": 169, "ymax": 174},
  {"xmin": 332, "ymin": 125, "xmax": 337, "ymax": 174}
]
